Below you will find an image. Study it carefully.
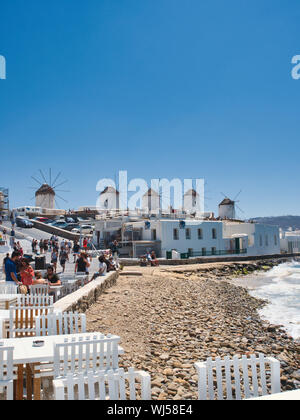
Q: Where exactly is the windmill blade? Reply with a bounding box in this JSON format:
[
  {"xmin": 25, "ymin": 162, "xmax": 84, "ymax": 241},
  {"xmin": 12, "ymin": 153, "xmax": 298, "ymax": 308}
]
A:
[
  {"xmin": 49, "ymin": 168, "xmax": 52, "ymax": 187},
  {"xmin": 55, "ymin": 190, "xmax": 70, "ymax": 193},
  {"xmin": 39, "ymin": 169, "xmax": 47, "ymax": 184},
  {"xmin": 51, "ymin": 171, "xmax": 62, "ymax": 188},
  {"xmin": 236, "ymin": 204, "xmax": 245, "ymax": 214},
  {"xmin": 53, "ymin": 179, "xmax": 68, "ymax": 189},
  {"xmin": 56, "ymin": 194, "xmax": 68, "ymax": 203},
  {"xmin": 234, "ymin": 190, "xmax": 242, "ymax": 201},
  {"xmin": 31, "ymin": 176, "xmax": 42, "ymax": 186},
  {"xmin": 221, "ymin": 192, "xmax": 228, "ymax": 198}
]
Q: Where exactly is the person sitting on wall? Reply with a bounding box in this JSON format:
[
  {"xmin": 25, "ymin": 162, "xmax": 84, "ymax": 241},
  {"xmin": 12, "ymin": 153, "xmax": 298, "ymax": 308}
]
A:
[
  {"xmin": 91, "ymin": 255, "xmax": 107, "ymax": 280},
  {"xmin": 108, "ymin": 256, "xmax": 117, "ymax": 271},
  {"xmin": 150, "ymin": 251, "xmax": 159, "ymax": 267}
]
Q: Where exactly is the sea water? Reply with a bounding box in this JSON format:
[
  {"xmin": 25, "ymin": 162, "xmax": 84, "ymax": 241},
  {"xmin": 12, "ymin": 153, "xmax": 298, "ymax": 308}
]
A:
[{"xmin": 249, "ymin": 261, "xmax": 300, "ymax": 340}]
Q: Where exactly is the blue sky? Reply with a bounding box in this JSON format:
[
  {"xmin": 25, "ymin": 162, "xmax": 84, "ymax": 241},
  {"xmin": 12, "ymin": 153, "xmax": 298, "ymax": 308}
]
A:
[{"xmin": 0, "ymin": 0, "xmax": 299, "ymax": 218}]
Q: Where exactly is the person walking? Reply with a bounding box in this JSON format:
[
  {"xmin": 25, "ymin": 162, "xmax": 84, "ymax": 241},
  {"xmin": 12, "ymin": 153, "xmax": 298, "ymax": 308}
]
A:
[
  {"xmin": 51, "ymin": 249, "xmax": 58, "ymax": 273},
  {"xmin": 59, "ymin": 248, "xmax": 68, "ymax": 273},
  {"xmin": 39, "ymin": 239, "xmax": 44, "ymax": 254},
  {"xmin": 83, "ymin": 237, "xmax": 88, "ymax": 252},
  {"xmin": 75, "ymin": 252, "xmax": 90, "ymax": 275},
  {"xmin": 73, "ymin": 241, "xmax": 80, "ymax": 263}
]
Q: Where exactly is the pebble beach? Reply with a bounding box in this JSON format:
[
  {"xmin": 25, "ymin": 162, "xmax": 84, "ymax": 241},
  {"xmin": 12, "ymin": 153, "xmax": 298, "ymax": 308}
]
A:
[{"xmin": 86, "ymin": 261, "xmax": 300, "ymax": 400}]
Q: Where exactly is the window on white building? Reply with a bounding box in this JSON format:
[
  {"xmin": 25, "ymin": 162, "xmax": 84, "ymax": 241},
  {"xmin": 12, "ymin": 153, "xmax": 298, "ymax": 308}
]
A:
[
  {"xmin": 151, "ymin": 229, "xmax": 157, "ymax": 241},
  {"xmin": 259, "ymin": 235, "xmax": 263, "ymax": 247},
  {"xmin": 202, "ymin": 247, "xmax": 206, "ymax": 256},
  {"xmin": 186, "ymin": 228, "xmax": 191, "ymax": 240},
  {"xmin": 198, "ymin": 229, "xmax": 203, "ymax": 239},
  {"xmin": 265, "ymin": 235, "xmax": 269, "ymax": 247},
  {"xmin": 274, "ymin": 235, "xmax": 278, "ymax": 246},
  {"xmin": 173, "ymin": 229, "xmax": 179, "ymax": 240},
  {"xmin": 212, "ymin": 228, "xmax": 217, "ymax": 239},
  {"xmin": 211, "ymin": 247, "xmax": 216, "ymax": 255}
]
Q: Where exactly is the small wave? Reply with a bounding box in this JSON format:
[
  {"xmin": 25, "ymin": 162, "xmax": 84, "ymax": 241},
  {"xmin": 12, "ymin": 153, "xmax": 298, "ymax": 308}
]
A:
[{"xmin": 250, "ymin": 261, "xmax": 300, "ymax": 339}]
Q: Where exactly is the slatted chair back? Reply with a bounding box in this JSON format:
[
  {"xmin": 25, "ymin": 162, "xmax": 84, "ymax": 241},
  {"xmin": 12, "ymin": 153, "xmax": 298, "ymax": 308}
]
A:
[
  {"xmin": 53, "ymin": 334, "xmax": 120, "ymax": 378},
  {"xmin": 8, "ymin": 305, "xmax": 54, "ymax": 338},
  {"xmin": 0, "ymin": 284, "xmax": 18, "ymax": 294},
  {"xmin": 36, "ymin": 312, "xmax": 86, "ymax": 337},
  {"xmin": 53, "ymin": 368, "xmax": 151, "ymax": 401},
  {"xmin": 195, "ymin": 354, "xmax": 281, "ymax": 400},
  {"xmin": 0, "ymin": 345, "xmax": 15, "ymax": 400},
  {"xmin": 59, "ymin": 274, "xmax": 75, "ymax": 281},
  {"xmin": 62, "ymin": 282, "xmax": 79, "ymax": 296},
  {"xmin": 75, "ymin": 274, "xmax": 89, "ymax": 287},
  {"xmin": 29, "ymin": 284, "xmax": 49, "ymax": 296},
  {"xmin": 17, "ymin": 294, "xmax": 53, "ymax": 307}
]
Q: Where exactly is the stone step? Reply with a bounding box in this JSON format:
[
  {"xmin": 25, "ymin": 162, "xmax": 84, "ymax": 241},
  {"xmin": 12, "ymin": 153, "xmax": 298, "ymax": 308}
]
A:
[{"xmin": 119, "ymin": 271, "xmax": 143, "ymax": 276}]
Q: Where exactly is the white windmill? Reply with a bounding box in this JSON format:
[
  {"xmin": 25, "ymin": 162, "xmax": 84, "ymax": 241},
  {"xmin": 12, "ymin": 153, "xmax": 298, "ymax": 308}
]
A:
[{"xmin": 29, "ymin": 169, "xmax": 69, "ymax": 209}]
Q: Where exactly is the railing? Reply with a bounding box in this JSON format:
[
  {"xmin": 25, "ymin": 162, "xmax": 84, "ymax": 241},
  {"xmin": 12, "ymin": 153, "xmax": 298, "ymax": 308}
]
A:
[{"xmin": 183, "ymin": 249, "xmax": 247, "ymax": 258}]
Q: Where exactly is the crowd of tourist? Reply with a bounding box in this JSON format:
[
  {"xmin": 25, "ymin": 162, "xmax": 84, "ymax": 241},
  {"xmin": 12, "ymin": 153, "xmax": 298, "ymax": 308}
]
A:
[{"xmin": 2, "ymin": 237, "xmax": 120, "ymax": 295}]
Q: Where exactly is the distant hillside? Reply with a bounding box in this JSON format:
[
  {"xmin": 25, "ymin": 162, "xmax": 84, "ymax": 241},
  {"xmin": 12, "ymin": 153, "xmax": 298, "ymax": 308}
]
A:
[{"xmin": 249, "ymin": 216, "xmax": 300, "ymax": 230}]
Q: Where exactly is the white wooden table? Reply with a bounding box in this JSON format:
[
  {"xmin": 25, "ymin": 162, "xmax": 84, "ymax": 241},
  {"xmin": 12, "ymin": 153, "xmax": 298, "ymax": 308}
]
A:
[
  {"xmin": 0, "ymin": 332, "xmax": 124, "ymax": 400},
  {"xmin": 248, "ymin": 390, "xmax": 300, "ymax": 400},
  {"xmin": 0, "ymin": 294, "xmax": 19, "ymax": 309}
]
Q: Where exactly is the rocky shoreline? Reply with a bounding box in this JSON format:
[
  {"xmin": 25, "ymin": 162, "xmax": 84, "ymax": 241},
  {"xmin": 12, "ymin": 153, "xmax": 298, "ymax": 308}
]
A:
[{"xmin": 86, "ymin": 260, "xmax": 300, "ymax": 400}]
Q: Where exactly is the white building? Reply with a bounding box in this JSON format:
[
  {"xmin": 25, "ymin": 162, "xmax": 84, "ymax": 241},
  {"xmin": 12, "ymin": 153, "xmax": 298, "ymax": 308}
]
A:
[
  {"xmin": 280, "ymin": 229, "xmax": 300, "ymax": 254},
  {"xmin": 93, "ymin": 216, "xmax": 280, "ymax": 258},
  {"xmin": 223, "ymin": 221, "xmax": 280, "ymax": 256}
]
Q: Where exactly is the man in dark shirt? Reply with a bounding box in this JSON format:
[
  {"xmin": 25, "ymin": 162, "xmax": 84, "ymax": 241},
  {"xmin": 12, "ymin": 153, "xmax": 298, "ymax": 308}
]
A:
[
  {"xmin": 73, "ymin": 241, "xmax": 81, "ymax": 263},
  {"xmin": 75, "ymin": 252, "xmax": 90, "ymax": 274},
  {"xmin": 5, "ymin": 251, "xmax": 22, "ymax": 285},
  {"xmin": 44, "ymin": 266, "xmax": 61, "ymax": 285}
]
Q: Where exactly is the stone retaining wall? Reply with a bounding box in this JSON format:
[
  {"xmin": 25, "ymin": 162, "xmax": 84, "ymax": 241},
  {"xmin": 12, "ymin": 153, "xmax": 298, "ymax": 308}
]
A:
[
  {"xmin": 31, "ymin": 220, "xmax": 82, "ymax": 241},
  {"xmin": 54, "ymin": 271, "xmax": 119, "ymax": 313}
]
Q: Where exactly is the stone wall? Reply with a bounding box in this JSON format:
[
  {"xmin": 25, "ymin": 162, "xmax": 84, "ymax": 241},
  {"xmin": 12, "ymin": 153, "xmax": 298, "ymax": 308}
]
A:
[
  {"xmin": 54, "ymin": 271, "xmax": 119, "ymax": 313},
  {"xmin": 120, "ymin": 252, "xmax": 300, "ymax": 266},
  {"xmin": 31, "ymin": 220, "xmax": 82, "ymax": 241}
]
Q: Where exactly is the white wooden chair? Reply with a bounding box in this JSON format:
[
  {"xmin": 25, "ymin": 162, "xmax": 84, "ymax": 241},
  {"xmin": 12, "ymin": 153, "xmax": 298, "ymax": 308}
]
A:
[
  {"xmin": 53, "ymin": 334, "xmax": 121, "ymax": 379},
  {"xmin": 35, "ymin": 312, "xmax": 86, "ymax": 337},
  {"xmin": 17, "ymin": 294, "xmax": 53, "ymax": 307},
  {"xmin": 61, "ymin": 282, "xmax": 79, "ymax": 297},
  {"xmin": 53, "ymin": 368, "xmax": 151, "ymax": 400},
  {"xmin": 195, "ymin": 354, "xmax": 281, "ymax": 400},
  {"xmin": 8, "ymin": 305, "xmax": 54, "ymax": 338},
  {"xmin": 0, "ymin": 284, "xmax": 18, "ymax": 294},
  {"xmin": 0, "ymin": 345, "xmax": 14, "ymax": 400},
  {"xmin": 75, "ymin": 274, "xmax": 89, "ymax": 287},
  {"xmin": 29, "ymin": 284, "xmax": 49, "ymax": 295}
]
